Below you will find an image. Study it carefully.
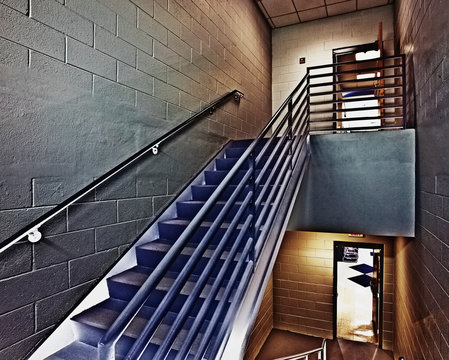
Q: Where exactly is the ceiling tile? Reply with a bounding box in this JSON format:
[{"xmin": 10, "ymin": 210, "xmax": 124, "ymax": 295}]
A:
[
  {"xmin": 293, "ymin": 0, "xmax": 325, "ymax": 11},
  {"xmin": 327, "ymin": 0, "xmax": 357, "ymax": 16},
  {"xmin": 298, "ymin": 6, "xmax": 328, "ymax": 22},
  {"xmin": 271, "ymin": 12, "xmax": 301, "ymax": 27},
  {"xmin": 357, "ymin": 0, "xmax": 388, "ymax": 10},
  {"xmin": 261, "ymin": 0, "xmax": 296, "ymax": 17}
]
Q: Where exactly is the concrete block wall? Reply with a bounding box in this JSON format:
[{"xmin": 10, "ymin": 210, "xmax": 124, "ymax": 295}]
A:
[
  {"xmin": 273, "ymin": 231, "xmax": 395, "ymax": 351},
  {"xmin": 271, "ymin": 5, "xmax": 394, "ymax": 111},
  {"xmin": 0, "ymin": 0, "xmax": 271, "ymax": 358},
  {"xmin": 394, "ymin": 0, "xmax": 449, "ymax": 358},
  {"xmin": 244, "ymin": 275, "xmax": 274, "ymax": 360}
]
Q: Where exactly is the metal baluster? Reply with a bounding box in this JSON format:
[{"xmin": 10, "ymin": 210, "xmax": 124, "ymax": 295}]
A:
[
  {"xmin": 401, "ymin": 54, "xmax": 407, "ymax": 129},
  {"xmin": 248, "ymin": 151, "xmax": 256, "ymax": 262}
]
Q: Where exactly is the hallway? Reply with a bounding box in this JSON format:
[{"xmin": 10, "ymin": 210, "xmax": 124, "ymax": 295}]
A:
[{"xmin": 255, "ymin": 329, "xmax": 393, "ymax": 360}]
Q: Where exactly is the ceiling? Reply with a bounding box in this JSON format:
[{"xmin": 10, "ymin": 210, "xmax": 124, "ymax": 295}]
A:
[{"xmin": 255, "ymin": 0, "xmax": 394, "ymax": 28}]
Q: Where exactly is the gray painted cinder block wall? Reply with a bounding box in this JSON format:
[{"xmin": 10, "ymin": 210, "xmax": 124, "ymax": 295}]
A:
[
  {"xmin": 394, "ymin": 0, "xmax": 449, "ymax": 358},
  {"xmin": 0, "ymin": 0, "xmax": 272, "ymax": 358},
  {"xmin": 287, "ymin": 130, "xmax": 415, "ymax": 237}
]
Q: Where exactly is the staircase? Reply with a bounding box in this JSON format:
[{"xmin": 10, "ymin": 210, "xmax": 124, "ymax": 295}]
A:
[{"xmin": 38, "ymin": 137, "xmax": 304, "ymax": 360}]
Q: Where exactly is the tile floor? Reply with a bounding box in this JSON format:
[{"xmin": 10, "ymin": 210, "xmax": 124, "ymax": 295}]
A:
[{"xmin": 337, "ymin": 248, "xmax": 377, "ymax": 344}]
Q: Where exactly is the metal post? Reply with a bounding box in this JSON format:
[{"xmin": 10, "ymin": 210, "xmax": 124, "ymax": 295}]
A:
[
  {"xmin": 323, "ymin": 339, "xmax": 327, "ymax": 360},
  {"xmin": 401, "ymin": 54, "xmax": 407, "ymax": 129},
  {"xmin": 288, "ymin": 98, "xmax": 293, "ymax": 169},
  {"xmin": 248, "ymin": 151, "xmax": 256, "ymax": 262},
  {"xmin": 306, "ymin": 71, "xmax": 311, "ymax": 133}
]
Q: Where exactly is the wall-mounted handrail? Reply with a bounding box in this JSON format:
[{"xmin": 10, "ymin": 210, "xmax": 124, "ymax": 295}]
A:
[{"xmin": 0, "ymin": 90, "xmax": 244, "ymax": 255}]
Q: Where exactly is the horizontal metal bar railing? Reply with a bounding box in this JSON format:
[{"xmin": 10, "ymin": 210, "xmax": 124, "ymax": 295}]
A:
[
  {"xmin": 0, "ymin": 89, "xmax": 244, "ymax": 255},
  {"xmin": 308, "ymin": 63, "xmax": 403, "ymax": 79},
  {"xmin": 307, "ymin": 54, "xmax": 403, "ymax": 70},
  {"xmin": 310, "ymin": 114, "xmax": 403, "ymax": 123},
  {"xmin": 309, "ymin": 93, "xmax": 401, "ymax": 106},
  {"xmin": 309, "ymin": 83, "xmax": 403, "ymax": 97},
  {"xmin": 308, "ymin": 54, "xmax": 406, "ymax": 133},
  {"xmin": 309, "ymin": 73, "xmax": 403, "ymax": 88},
  {"xmin": 310, "ymin": 104, "xmax": 402, "ymax": 114}
]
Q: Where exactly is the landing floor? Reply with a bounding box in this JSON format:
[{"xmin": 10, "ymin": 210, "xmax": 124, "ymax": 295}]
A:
[{"xmin": 255, "ymin": 329, "xmax": 393, "ymax": 360}]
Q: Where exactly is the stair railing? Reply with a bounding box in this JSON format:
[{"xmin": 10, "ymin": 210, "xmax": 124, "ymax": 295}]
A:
[
  {"xmin": 0, "ymin": 90, "xmax": 244, "ymax": 254},
  {"xmin": 308, "ymin": 54, "xmax": 406, "ymax": 133},
  {"xmin": 98, "ymin": 54, "xmax": 406, "ymax": 359},
  {"xmin": 273, "ymin": 338, "xmax": 327, "ymax": 360},
  {"xmin": 98, "ymin": 70, "xmax": 311, "ymax": 360}
]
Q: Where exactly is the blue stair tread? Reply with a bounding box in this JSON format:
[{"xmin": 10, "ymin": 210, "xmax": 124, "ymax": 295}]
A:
[
  {"xmin": 108, "ymin": 266, "xmax": 229, "ymax": 300},
  {"xmin": 137, "ymin": 240, "xmax": 241, "ymax": 260},
  {"xmin": 44, "ymin": 341, "xmax": 98, "ymax": 360},
  {"xmin": 71, "ymin": 302, "xmax": 208, "ymax": 352}
]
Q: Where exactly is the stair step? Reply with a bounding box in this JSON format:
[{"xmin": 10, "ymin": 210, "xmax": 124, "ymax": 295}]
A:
[
  {"xmin": 107, "ymin": 266, "xmax": 232, "ymax": 311},
  {"xmin": 225, "ymin": 145, "xmax": 276, "ymax": 159},
  {"xmin": 204, "ymin": 169, "xmax": 269, "ymax": 186},
  {"xmin": 191, "ymin": 184, "xmax": 278, "ymax": 201},
  {"xmin": 71, "ymin": 298, "xmax": 210, "ymax": 358},
  {"xmin": 157, "ymin": 217, "xmax": 251, "ymax": 243},
  {"xmin": 135, "ymin": 239, "xmax": 241, "ymax": 275},
  {"xmin": 176, "ymin": 199, "xmax": 273, "ymax": 222},
  {"xmin": 215, "ymin": 156, "xmax": 272, "ymax": 170}
]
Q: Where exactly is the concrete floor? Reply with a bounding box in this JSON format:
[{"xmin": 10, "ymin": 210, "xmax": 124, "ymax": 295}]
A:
[{"xmin": 255, "ymin": 329, "xmax": 393, "ymax": 360}]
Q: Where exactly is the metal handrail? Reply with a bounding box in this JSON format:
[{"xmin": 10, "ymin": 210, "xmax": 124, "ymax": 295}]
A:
[
  {"xmin": 0, "ymin": 89, "xmax": 244, "ymax": 254},
  {"xmin": 273, "ymin": 338, "xmax": 327, "ymax": 360}
]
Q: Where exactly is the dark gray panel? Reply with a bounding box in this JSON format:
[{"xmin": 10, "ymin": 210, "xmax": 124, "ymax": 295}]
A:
[{"xmin": 288, "ymin": 130, "xmax": 415, "ymax": 237}]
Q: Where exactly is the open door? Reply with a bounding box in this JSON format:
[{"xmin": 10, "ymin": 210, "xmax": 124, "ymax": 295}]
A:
[
  {"xmin": 371, "ymin": 250, "xmax": 382, "ymax": 340},
  {"xmin": 334, "ymin": 241, "xmax": 384, "ymax": 347}
]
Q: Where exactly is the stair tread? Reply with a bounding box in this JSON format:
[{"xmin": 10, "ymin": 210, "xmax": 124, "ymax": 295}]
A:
[
  {"xmin": 138, "ymin": 240, "xmax": 240, "ymax": 259},
  {"xmin": 108, "ymin": 266, "xmax": 229, "ymax": 299},
  {"xmin": 72, "ymin": 303, "xmax": 208, "ymax": 350}
]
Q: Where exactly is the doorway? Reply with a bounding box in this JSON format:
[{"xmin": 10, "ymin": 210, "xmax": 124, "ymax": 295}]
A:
[
  {"xmin": 333, "ymin": 241, "xmax": 384, "ymax": 347},
  {"xmin": 332, "ymin": 40, "xmax": 383, "ymax": 130}
]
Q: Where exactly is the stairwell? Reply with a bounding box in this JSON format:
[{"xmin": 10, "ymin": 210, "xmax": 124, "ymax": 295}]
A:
[{"xmin": 14, "ymin": 54, "xmax": 411, "ymax": 360}]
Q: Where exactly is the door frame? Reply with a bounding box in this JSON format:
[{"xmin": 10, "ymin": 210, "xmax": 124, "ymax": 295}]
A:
[{"xmin": 333, "ymin": 241, "xmax": 384, "ymax": 348}]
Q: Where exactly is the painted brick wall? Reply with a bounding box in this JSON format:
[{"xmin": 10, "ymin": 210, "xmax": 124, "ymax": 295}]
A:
[
  {"xmin": 244, "ymin": 274, "xmax": 274, "ymax": 360},
  {"xmin": 0, "ymin": 0, "xmax": 271, "ymax": 358},
  {"xmin": 273, "ymin": 231, "xmax": 395, "ymax": 351},
  {"xmin": 394, "ymin": 0, "xmax": 449, "ymax": 358},
  {"xmin": 271, "ymin": 5, "xmax": 394, "ymax": 111}
]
